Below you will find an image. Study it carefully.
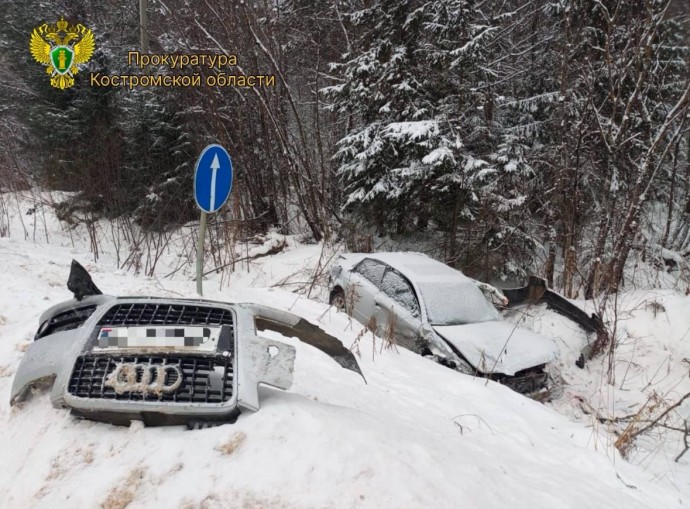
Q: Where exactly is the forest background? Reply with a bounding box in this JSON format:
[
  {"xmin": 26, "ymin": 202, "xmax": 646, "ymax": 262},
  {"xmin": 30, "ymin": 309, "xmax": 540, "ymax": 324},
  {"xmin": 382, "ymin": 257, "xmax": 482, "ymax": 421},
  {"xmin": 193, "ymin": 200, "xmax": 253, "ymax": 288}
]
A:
[{"xmin": 1, "ymin": 0, "xmax": 688, "ymax": 297}]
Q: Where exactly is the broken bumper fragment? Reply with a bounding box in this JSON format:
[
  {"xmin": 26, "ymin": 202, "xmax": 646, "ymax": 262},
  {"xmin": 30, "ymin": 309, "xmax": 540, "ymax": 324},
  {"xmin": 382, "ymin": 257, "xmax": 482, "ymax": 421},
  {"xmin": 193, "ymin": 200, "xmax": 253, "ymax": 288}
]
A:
[{"xmin": 11, "ymin": 296, "xmax": 361, "ymax": 427}]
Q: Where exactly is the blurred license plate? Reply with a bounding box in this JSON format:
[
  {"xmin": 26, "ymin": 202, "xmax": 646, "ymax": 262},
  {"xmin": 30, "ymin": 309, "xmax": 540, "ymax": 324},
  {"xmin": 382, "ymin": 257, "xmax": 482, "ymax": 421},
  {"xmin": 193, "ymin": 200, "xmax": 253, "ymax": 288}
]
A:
[{"xmin": 94, "ymin": 326, "xmax": 220, "ymax": 352}]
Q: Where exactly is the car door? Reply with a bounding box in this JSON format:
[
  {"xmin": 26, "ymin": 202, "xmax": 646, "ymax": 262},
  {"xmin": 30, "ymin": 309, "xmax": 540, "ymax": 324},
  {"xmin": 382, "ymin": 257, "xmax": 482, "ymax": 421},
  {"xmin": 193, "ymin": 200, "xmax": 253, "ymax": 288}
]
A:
[
  {"xmin": 376, "ymin": 268, "xmax": 423, "ymax": 351},
  {"xmin": 347, "ymin": 258, "xmax": 388, "ymax": 326}
]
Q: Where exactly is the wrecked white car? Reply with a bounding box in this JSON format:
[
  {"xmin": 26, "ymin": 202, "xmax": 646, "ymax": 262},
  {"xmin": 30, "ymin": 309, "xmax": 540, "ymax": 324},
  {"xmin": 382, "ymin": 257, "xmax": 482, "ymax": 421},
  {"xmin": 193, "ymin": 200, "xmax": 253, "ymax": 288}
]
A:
[
  {"xmin": 11, "ymin": 261, "xmax": 362, "ymax": 428},
  {"xmin": 328, "ymin": 252, "xmax": 559, "ymax": 395}
]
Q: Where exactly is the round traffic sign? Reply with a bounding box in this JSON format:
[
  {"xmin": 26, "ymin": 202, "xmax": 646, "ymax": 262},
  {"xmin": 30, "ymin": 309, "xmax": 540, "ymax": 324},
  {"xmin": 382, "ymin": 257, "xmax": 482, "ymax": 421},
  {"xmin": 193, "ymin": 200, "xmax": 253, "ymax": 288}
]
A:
[{"xmin": 193, "ymin": 144, "xmax": 233, "ymax": 213}]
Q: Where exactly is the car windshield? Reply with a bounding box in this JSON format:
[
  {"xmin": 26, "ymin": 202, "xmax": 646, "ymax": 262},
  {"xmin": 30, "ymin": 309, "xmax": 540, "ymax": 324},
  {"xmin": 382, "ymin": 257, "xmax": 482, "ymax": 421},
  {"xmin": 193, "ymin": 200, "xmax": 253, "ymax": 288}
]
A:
[{"xmin": 419, "ymin": 280, "xmax": 502, "ymax": 326}]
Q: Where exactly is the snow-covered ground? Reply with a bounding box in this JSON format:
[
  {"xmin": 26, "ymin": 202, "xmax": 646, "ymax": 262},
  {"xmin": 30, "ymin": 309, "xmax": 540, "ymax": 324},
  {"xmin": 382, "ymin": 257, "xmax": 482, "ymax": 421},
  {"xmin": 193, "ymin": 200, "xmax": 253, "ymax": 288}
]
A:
[
  {"xmin": 518, "ymin": 293, "xmax": 690, "ymax": 484},
  {"xmin": 0, "ymin": 194, "xmax": 688, "ymax": 508}
]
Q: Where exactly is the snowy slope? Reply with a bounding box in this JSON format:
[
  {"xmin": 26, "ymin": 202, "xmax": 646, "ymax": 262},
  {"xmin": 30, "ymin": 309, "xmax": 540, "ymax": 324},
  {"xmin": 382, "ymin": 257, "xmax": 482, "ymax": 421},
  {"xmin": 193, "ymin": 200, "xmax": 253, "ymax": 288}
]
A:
[
  {"xmin": 0, "ymin": 197, "xmax": 688, "ymax": 508},
  {"xmin": 507, "ymin": 294, "xmax": 690, "ymax": 498}
]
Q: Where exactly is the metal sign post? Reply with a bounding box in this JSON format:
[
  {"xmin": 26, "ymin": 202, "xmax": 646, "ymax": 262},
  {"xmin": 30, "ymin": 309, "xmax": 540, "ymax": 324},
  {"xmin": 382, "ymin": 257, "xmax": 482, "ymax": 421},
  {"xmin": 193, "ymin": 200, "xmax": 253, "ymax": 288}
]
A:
[
  {"xmin": 193, "ymin": 144, "xmax": 233, "ymax": 296},
  {"xmin": 195, "ymin": 211, "xmax": 207, "ymax": 295}
]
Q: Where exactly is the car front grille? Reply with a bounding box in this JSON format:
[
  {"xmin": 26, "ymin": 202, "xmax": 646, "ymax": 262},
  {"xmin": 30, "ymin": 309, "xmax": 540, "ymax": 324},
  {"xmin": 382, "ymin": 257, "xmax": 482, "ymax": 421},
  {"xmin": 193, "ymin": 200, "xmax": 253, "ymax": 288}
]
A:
[
  {"xmin": 35, "ymin": 305, "xmax": 97, "ymax": 340},
  {"xmin": 67, "ymin": 354, "xmax": 234, "ymax": 404},
  {"xmin": 486, "ymin": 365, "xmax": 548, "ymax": 395},
  {"xmin": 501, "ymin": 371, "xmax": 548, "ymax": 394},
  {"xmin": 504, "ymin": 373, "xmax": 547, "ymax": 394},
  {"xmin": 98, "ymin": 303, "xmax": 234, "ymax": 330}
]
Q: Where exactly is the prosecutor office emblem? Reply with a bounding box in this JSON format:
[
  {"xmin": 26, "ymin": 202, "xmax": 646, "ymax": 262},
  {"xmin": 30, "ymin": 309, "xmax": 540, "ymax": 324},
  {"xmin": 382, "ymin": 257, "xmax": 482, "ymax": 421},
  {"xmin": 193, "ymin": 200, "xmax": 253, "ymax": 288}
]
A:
[{"xmin": 29, "ymin": 17, "xmax": 95, "ymax": 89}]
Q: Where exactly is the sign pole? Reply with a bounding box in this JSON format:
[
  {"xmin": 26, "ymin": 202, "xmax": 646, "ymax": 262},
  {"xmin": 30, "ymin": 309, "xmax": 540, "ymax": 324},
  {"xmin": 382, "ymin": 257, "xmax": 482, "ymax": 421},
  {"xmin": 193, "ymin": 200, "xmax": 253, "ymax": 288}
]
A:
[
  {"xmin": 196, "ymin": 210, "xmax": 207, "ymax": 296},
  {"xmin": 193, "ymin": 144, "xmax": 233, "ymax": 297}
]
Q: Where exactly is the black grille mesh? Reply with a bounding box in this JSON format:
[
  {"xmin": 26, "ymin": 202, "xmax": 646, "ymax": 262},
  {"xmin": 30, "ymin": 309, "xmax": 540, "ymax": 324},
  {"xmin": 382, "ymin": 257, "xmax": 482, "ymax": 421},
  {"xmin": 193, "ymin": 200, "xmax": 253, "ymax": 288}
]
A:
[
  {"xmin": 98, "ymin": 303, "xmax": 234, "ymax": 330},
  {"xmin": 35, "ymin": 305, "xmax": 97, "ymax": 340},
  {"xmin": 68, "ymin": 354, "xmax": 234, "ymax": 404}
]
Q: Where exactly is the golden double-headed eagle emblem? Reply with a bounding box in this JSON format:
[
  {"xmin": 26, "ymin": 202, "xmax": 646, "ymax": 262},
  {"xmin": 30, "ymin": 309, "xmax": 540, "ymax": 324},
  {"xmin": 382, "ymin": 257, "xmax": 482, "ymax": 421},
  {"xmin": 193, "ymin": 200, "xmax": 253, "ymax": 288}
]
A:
[{"xmin": 30, "ymin": 18, "xmax": 95, "ymax": 89}]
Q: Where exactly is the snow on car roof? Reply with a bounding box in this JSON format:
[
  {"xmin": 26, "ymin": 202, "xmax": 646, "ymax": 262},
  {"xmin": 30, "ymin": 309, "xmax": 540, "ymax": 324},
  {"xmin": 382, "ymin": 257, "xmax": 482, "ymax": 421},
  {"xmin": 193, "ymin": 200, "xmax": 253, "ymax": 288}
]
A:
[{"xmin": 347, "ymin": 252, "xmax": 472, "ymax": 284}]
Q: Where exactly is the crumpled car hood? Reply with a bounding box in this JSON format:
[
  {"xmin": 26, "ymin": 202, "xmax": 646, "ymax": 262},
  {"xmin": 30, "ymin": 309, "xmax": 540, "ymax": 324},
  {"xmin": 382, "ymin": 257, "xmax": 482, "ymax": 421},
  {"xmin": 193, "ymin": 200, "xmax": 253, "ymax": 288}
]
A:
[{"xmin": 433, "ymin": 320, "xmax": 558, "ymax": 376}]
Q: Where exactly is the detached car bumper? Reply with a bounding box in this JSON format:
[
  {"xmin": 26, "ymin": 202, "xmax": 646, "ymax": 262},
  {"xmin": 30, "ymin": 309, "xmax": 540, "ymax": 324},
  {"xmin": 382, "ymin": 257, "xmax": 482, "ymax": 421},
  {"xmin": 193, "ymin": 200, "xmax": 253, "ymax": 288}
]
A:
[{"xmin": 12, "ymin": 295, "xmax": 361, "ymax": 427}]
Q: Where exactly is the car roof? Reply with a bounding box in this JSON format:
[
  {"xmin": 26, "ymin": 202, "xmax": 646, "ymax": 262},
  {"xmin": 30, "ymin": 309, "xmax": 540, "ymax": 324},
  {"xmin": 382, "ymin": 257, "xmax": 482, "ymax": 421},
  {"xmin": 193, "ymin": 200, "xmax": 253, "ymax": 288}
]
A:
[{"xmin": 345, "ymin": 252, "xmax": 473, "ymax": 285}]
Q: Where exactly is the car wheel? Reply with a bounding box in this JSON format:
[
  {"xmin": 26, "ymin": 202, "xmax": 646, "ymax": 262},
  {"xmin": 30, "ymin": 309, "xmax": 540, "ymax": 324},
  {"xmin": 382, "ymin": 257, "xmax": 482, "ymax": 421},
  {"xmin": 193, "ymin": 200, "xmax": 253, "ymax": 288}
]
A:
[{"xmin": 330, "ymin": 288, "xmax": 346, "ymax": 312}]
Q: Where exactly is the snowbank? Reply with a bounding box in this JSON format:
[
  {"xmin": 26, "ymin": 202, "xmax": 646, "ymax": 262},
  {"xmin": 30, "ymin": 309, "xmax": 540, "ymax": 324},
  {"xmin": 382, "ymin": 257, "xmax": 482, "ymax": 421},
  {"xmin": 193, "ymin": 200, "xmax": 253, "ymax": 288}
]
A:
[{"xmin": 0, "ymin": 195, "xmax": 688, "ymax": 508}]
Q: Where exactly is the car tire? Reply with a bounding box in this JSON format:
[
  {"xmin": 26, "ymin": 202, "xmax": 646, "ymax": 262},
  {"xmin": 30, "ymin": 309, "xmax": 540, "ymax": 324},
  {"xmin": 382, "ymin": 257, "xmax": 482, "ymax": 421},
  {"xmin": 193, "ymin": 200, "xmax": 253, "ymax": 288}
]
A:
[{"xmin": 329, "ymin": 287, "xmax": 346, "ymax": 312}]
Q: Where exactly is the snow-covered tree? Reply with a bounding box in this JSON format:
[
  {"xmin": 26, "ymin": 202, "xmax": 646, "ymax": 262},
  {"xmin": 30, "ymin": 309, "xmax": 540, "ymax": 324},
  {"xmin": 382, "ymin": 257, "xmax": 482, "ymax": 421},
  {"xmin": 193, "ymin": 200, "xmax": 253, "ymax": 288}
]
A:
[{"xmin": 325, "ymin": 0, "xmax": 500, "ymax": 238}]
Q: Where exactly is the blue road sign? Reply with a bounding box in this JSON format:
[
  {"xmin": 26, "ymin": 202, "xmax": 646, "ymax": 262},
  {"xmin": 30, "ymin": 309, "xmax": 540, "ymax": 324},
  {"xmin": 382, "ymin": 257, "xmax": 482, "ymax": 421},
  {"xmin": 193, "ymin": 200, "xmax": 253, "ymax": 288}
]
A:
[{"xmin": 194, "ymin": 144, "xmax": 233, "ymax": 213}]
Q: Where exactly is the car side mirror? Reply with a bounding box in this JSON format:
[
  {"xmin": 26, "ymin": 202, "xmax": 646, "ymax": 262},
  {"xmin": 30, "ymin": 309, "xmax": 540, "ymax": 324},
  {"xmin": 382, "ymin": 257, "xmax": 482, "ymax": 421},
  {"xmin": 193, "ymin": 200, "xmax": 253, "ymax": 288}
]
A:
[{"xmin": 418, "ymin": 323, "xmax": 434, "ymax": 340}]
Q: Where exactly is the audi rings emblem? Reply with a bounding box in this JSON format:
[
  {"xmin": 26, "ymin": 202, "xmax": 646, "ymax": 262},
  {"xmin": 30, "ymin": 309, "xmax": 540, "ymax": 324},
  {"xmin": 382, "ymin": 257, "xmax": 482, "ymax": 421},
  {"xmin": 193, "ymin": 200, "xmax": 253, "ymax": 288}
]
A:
[{"xmin": 105, "ymin": 363, "xmax": 183, "ymax": 395}]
